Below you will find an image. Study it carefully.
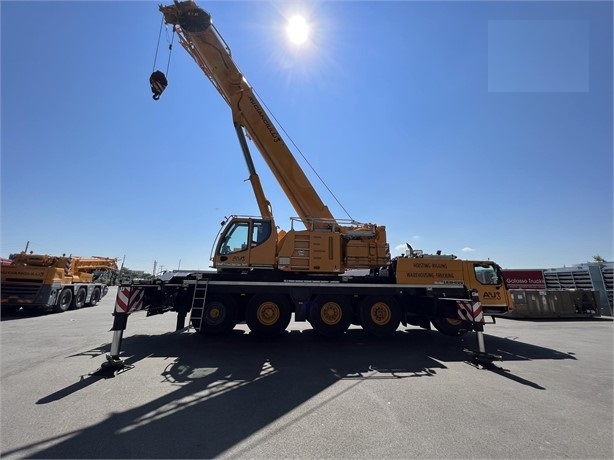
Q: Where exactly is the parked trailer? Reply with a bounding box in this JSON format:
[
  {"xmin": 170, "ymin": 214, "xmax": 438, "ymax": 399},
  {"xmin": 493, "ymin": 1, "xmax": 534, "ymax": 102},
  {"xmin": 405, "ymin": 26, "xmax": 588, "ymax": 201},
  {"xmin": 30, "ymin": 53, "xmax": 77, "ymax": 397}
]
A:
[{"xmin": 507, "ymin": 289, "xmax": 601, "ymax": 318}]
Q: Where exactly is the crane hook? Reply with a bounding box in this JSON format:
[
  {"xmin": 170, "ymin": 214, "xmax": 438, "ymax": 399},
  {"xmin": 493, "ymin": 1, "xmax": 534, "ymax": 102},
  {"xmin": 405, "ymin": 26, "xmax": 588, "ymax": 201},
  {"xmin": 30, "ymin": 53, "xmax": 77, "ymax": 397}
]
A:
[{"xmin": 149, "ymin": 70, "xmax": 168, "ymax": 100}]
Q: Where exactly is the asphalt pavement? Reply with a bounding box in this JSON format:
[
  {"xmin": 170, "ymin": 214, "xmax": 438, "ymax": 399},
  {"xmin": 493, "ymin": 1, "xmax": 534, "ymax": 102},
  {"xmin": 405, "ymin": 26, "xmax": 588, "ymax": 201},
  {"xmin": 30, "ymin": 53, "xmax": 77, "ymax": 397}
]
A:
[{"xmin": 1, "ymin": 287, "xmax": 612, "ymax": 459}]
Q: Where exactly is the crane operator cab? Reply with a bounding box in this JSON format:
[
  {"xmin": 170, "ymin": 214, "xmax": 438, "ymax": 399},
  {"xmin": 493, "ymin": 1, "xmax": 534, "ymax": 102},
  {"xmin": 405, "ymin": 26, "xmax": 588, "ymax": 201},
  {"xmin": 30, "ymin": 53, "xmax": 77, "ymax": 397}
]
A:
[{"xmin": 213, "ymin": 217, "xmax": 278, "ymax": 269}]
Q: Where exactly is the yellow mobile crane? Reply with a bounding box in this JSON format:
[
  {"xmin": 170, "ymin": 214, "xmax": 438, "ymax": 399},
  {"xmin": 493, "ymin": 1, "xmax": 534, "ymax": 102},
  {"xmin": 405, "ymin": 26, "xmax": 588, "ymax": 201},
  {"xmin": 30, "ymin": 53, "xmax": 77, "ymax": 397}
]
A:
[
  {"xmin": 100, "ymin": 0, "xmax": 510, "ymax": 372},
  {"xmin": 1, "ymin": 252, "xmax": 118, "ymax": 314}
]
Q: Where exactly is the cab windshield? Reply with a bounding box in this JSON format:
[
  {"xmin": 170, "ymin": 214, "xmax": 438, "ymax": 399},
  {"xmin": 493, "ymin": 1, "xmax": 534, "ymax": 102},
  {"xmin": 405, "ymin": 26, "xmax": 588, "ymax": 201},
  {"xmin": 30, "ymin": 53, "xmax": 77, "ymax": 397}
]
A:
[
  {"xmin": 219, "ymin": 221, "xmax": 249, "ymax": 254},
  {"xmin": 474, "ymin": 263, "xmax": 501, "ymax": 285}
]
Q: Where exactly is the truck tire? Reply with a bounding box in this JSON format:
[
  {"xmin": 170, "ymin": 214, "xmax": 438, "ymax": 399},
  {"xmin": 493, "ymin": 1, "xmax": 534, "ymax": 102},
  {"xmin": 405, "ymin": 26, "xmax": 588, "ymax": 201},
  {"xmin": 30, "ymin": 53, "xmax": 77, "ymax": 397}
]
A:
[
  {"xmin": 360, "ymin": 296, "xmax": 401, "ymax": 338},
  {"xmin": 54, "ymin": 289, "xmax": 73, "ymax": 313},
  {"xmin": 89, "ymin": 287, "xmax": 102, "ymax": 306},
  {"xmin": 308, "ymin": 295, "xmax": 352, "ymax": 338},
  {"xmin": 72, "ymin": 287, "xmax": 87, "ymax": 309},
  {"xmin": 431, "ymin": 317, "xmax": 470, "ymax": 337},
  {"xmin": 246, "ymin": 294, "xmax": 292, "ymax": 338},
  {"xmin": 199, "ymin": 295, "xmax": 238, "ymax": 336}
]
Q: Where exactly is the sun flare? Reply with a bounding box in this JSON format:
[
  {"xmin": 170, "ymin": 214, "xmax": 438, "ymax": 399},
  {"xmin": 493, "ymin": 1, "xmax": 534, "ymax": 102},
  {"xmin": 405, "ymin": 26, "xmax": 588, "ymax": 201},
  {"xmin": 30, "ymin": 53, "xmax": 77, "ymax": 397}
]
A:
[{"xmin": 286, "ymin": 15, "xmax": 309, "ymax": 45}]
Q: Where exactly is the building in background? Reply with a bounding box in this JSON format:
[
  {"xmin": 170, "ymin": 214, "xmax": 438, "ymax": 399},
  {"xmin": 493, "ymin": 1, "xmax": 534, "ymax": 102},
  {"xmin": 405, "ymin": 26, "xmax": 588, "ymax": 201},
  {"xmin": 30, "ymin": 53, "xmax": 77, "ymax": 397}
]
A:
[
  {"xmin": 543, "ymin": 263, "xmax": 612, "ymax": 315},
  {"xmin": 503, "ymin": 262, "xmax": 613, "ymax": 316}
]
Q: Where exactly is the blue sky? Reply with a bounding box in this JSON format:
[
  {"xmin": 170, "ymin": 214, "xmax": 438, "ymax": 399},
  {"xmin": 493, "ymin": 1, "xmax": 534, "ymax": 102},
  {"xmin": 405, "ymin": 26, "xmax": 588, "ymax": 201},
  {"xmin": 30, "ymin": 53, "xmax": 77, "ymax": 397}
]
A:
[{"xmin": 1, "ymin": 0, "xmax": 612, "ymax": 273}]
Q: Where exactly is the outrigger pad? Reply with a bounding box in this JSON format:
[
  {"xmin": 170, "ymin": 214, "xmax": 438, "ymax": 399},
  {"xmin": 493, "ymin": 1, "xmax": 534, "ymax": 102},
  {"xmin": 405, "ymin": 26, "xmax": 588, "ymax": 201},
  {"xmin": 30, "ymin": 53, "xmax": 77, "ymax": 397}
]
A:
[
  {"xmin": 464, "ymin": 349, "xmax": 503, "ymax": 367},
  {"xmin": 91, "ymin": 354, "xmax": 133, "ymax": 377},
  {"xmin": 150, "ymin": 70, "xmax": 168, "ymax": 100}
]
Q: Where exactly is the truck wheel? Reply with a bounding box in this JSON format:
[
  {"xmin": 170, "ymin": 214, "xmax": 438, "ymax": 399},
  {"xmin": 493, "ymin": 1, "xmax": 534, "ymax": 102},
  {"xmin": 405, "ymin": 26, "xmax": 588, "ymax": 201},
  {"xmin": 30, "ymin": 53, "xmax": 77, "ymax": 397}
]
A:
[
  {"xmin": 199, "ymin": 296, "xmax": 238, "ymax": 336},
  {"xmin": 360, "ymin": 296, "xmax": 401, "ymax": 338},
  {"xmin": 431, "ymin": 317, "xmax": 470, "ymax": 337},
  {"xmin": 72, "ymin": 287, "xmax": 87, "ymax": 309},
  {"xmin": 246, "ymin": 295, "xmax": 292, "ymax": 338},
  {"xmin": 308, "ymin": 295, "xmax": 352, "ymax": 338},
  {"xmin": 54, "ymin": 289, "xmax": 73, "ymax": 313},
  {"xmin": 89, "ymin": 287, "xmax": 102, "ymax": 306}
]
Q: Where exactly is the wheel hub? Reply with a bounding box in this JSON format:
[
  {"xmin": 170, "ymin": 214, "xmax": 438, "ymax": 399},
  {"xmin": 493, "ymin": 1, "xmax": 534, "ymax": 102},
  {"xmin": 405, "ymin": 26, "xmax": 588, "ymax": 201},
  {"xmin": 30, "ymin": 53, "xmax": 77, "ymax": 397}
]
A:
[
  {"xmin": 257, "ymin": 302, "xmax": 280, "ymax": 326},
  {"xmin": 371, "ymin": 302, "xmax": 391, "ymax": 325},
  {"xmin": 321, "ymin": 302, "xmax": 341, "ymax": 325},
  {"xmin": 207, "ymin": 307, "xmax": 221, "ymax": 321}
]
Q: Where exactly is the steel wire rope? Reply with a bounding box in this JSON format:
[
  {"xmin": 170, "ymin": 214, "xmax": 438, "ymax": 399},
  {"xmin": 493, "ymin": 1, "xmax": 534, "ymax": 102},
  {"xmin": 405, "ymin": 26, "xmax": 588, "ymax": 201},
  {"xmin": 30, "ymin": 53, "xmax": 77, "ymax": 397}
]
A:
[
  {"xmin": 151, "ymin": 16, "xmax": 164, "ymax": 72},
  {"xmin": 151, "ymin": 18, "xmax": 176, "ymax": 76},
  {"xmin": 164, "ymin": 25, "xmax": 176, "ymax": 77},
  {"xmin": 251, "ymin": 88, "xmax": 354, "ymax": 222}
]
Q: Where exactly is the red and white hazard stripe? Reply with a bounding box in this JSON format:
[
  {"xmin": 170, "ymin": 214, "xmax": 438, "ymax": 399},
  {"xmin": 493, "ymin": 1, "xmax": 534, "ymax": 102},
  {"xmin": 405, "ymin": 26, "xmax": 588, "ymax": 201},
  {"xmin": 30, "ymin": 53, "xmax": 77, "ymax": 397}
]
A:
[
  {"xmin": 456, "ymin": 300, "xmax": 483, "ymax": 323},
  {"xmin": 115, "ymin": 287, "xmax": 145, "ymax": 313}
]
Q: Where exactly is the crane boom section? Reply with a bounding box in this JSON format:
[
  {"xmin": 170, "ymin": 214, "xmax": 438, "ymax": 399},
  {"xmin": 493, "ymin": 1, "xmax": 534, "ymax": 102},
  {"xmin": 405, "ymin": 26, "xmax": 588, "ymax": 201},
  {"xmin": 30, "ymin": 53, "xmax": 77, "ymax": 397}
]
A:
[{"xmin": 160, "ymin": 1, "xmax": 334, "ymax": 226}]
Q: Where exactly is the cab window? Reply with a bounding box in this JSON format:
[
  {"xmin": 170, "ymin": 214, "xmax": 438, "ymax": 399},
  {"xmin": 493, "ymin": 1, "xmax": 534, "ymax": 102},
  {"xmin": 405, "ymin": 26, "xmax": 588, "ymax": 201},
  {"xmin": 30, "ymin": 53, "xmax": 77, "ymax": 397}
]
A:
[
  {"xmin": 220, "ymin": 222, "xmax": 249, "ymax": 254},
  {"xmin": 251, "ymin": 220, "xmax": 272, "ymax": 246},
  {"xmin": 474, "ymin": 264, "xmax": 500, "ymax": 285}
]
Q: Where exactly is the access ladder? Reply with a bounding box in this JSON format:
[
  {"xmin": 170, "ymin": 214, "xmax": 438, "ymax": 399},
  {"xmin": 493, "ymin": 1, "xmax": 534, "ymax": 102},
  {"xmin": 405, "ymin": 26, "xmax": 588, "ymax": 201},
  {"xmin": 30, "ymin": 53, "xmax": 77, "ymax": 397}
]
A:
[{"xmin": 188, "ymin": 279, "xmax": 210, "ymax": 332}]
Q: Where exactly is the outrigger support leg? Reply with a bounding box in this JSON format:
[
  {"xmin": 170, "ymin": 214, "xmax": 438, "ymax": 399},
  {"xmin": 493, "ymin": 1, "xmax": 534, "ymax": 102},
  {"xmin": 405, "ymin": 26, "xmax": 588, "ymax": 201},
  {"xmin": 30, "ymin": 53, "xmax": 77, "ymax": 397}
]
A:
[
  {"xmin": 94, "ymin": 312, "xmax": 131, "ymax": 376},
  {"xmin": 457, "ymin": 300, "xmax": 502, "ymax": 366},
  {"xmin": 93, "ymin": 286, "xmax": 144, "ymax": 376},
  {"xmin": 467, "ymin": 322, "xmax": 502, "ymax": 366}
]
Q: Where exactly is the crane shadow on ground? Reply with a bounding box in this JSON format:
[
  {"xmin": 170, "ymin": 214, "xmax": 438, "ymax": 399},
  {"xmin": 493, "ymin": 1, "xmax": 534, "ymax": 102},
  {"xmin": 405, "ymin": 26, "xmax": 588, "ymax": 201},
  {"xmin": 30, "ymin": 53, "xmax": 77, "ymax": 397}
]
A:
[{"xmin": 5, "ymin": 326, "xmax": 574, "ymax": 459}]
